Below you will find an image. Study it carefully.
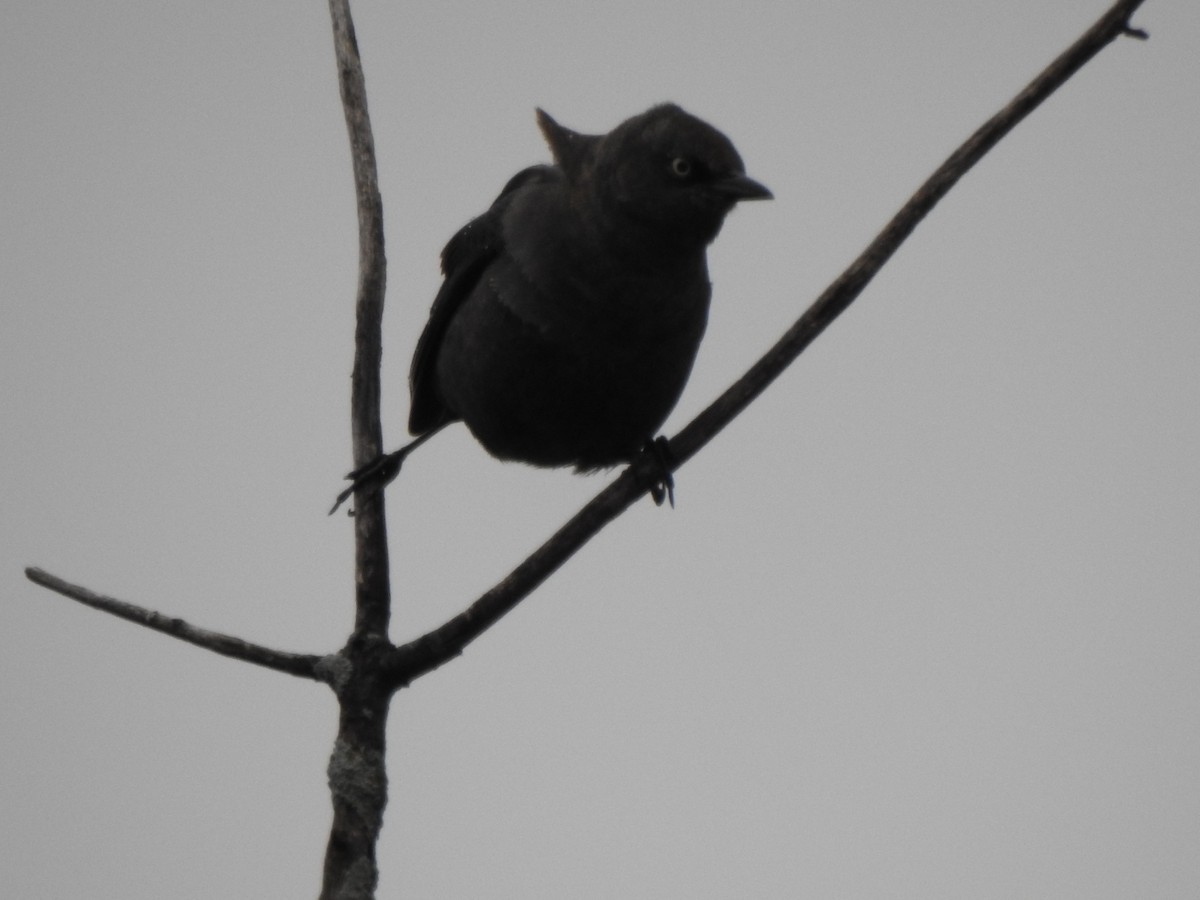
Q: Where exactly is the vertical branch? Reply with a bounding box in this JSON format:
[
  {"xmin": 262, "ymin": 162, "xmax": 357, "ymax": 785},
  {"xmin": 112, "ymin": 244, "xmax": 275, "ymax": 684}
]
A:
[
  {"xmin": 321, "ymin": 678, "xmax": 392, "ymax": 900},
  {"xmin": 330, "ymin": 0, "xmax": 391, "ymax": 639},
  {"xmin": 325, "ymin": 2, "xmax": 394, "ymax": 898}
]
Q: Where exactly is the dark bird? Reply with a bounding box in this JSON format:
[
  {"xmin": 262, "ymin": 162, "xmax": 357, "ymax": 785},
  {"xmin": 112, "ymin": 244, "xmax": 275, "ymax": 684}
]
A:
[{"xmin": 333, "ymin": 103, "xmax": 770, "ymax": 514}]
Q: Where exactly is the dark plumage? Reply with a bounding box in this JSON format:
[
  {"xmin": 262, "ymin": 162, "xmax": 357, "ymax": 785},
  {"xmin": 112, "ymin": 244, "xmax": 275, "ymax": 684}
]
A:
[{"xmin": 333, "ymin": 104, "xmax": 769, "ymax": 512}]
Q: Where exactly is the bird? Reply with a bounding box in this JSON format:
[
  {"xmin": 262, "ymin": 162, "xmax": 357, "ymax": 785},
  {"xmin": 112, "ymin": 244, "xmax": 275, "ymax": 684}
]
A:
[{"xmin": 332, "ymin": 103, "xmax": 770, "ymax": 514}]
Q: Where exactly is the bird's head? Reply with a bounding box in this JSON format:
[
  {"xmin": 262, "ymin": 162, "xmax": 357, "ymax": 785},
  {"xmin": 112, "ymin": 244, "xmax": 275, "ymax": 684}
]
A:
[{"xmin": 538, "ymin": 104, "xmax": 771, "ymax": 251}]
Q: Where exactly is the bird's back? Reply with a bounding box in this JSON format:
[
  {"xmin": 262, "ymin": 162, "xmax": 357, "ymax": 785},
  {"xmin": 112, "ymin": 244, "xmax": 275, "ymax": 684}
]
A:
[{"xmin": 424, "ymin": 172, "xmax": 712, "ymax": 468}]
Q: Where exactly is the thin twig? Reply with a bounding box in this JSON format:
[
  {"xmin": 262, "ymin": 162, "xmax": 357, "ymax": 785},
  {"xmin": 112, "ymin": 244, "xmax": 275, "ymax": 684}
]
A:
[
  {"xmin": 23, "ymin": 567, "xmax": 326, "ymax": 680},
  {"xmin": 384, "ymin": 0, "xmax": 1148, "ymax": 689}
]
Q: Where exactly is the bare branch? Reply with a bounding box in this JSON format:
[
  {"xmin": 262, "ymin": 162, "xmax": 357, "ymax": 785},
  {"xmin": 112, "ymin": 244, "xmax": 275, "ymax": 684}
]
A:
[
  {"xmin": 331, "ymin": 0, "xmax": 392, "ymax": 641},
  {"xmin": 668, "ymin": 0, "xmax": 1149, "ymax": 471},
  {"xmin": 23, "ymin": 567, "xmax": 327, "ymax": 680},
  {"xmin": 387, "ymin": 471, "xmax": 643, "ymax": 685},
  {"xmin": 323, "ymin": 1, "xmax": 394, "ymax": 898},
  {"xmin": 385, "ymin": 0, "xmax": 1149, "ymax": 688}
]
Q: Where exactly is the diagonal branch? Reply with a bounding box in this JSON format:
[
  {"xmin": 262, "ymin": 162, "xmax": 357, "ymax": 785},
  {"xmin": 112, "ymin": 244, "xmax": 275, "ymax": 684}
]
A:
[
  {"xmin": 384, "ymin": 0, "xmax": 1149, "ymax": 689},
  {"xmin": 386, "ymin": 473, "xmax": 641, "ymax": 685},
  {"xmin": 24, "ymin": 567, "xmax": 327, "ymax": 680},
  {"xmin": 667, "ymin": 2, "xmax": 1148, "ymax": 471}
]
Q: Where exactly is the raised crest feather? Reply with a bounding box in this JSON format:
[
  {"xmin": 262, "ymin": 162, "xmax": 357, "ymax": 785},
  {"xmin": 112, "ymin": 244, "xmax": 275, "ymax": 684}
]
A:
[{"xmin": 535, "ymin": 108, "xmax": 598, "ymax": 182}]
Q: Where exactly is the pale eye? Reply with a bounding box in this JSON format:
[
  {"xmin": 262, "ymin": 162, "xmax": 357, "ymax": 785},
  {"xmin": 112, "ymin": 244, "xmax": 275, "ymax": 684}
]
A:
[{"xmin": 670, "ymin": 157, "xmax": 693, "ymax": 179}]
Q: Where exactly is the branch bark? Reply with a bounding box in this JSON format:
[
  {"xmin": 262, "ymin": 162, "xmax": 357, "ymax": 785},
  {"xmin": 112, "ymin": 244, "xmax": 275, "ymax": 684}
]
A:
[
  {"xmin": 322, "ymin": 1, "xmax": 394, "ymax": 898},
  {"xmin": 23, "ymin": 567, "xmax": 327, "ymax": 679}
]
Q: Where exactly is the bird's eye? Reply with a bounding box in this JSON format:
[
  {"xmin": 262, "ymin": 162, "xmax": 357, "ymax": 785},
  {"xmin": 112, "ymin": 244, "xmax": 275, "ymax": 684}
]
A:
[{"xmin": 669, "ymin": 157, "xmax": 693, "ymax": 179}]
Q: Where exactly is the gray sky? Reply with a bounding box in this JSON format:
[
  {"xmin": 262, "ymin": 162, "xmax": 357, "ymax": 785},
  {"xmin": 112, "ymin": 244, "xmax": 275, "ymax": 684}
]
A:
[{"xmin": 4, "ymin": 2, "xmax": 1198, "ymax": 897}]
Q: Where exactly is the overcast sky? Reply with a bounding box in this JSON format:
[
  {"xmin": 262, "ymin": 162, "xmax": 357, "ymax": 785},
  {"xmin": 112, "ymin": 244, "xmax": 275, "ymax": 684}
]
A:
[{"xmin": 4, "ymin": 2, "xmax": 1198, "ymax": 898}]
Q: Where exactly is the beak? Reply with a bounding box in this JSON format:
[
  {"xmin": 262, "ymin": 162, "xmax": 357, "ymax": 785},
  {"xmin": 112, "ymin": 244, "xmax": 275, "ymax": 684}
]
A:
[{"xmin": 714, "ymin": 172, "xmax": 773, "ymax": 202}]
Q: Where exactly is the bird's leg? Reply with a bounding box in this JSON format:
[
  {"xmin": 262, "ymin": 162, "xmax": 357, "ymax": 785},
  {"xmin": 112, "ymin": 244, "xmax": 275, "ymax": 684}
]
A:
[
  {"xmin": 640, "ymin": 437, "xmax": 676, "ymax": 508},
  {"xmin": 328, "ymin": 428, "xmax": 440, "ymax": 516}
]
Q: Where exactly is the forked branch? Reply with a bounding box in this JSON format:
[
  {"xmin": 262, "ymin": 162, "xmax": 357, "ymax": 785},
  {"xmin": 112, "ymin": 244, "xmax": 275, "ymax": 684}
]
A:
[{"xmin": 21, "ymin": 2, "xmax": 1147, "ymax": 898}]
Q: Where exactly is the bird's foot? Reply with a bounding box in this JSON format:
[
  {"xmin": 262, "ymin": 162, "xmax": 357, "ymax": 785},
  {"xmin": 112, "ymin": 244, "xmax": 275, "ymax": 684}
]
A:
[
  {"xmin": 328, "ymin": 448, "xmax": 409, "ymax": 516},
  {"xmin": 641, "ymin": 437, "xmax": 676, "ymax": 508}
]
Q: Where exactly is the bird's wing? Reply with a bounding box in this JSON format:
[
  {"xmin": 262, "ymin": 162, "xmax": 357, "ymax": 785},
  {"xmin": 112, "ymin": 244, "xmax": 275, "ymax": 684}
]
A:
[{"xmin": 407, "ymin": 165, "xmax": 557, "ymax": 435}]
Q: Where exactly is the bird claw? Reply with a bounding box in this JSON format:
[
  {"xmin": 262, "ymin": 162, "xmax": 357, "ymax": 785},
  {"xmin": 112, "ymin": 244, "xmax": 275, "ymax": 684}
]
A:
[
  {"xmin": 642, "ymin": 437, "xmax": 676, "ymax": 508},
  {"xmin": 649, "ymin": 478, "xmax": 674, "ymax": 508},
  {"xmin": 328, "ymin": 450, "xmax": 406, "ymax": 516}
]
